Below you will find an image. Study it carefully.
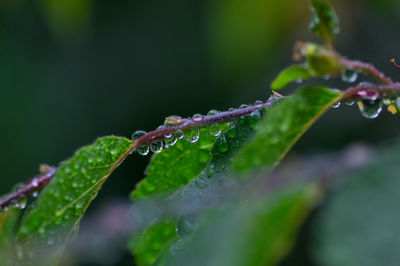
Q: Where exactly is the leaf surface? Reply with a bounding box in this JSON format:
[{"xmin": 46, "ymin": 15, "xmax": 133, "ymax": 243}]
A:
[
  {"xmin": 271, "ymin": 64, "xmax": 312, "ymax": 90},
  {"xmin": 232, "ymin": 86, "xmax": 341, "ymax": 174},
  {"xmin": 309, "ymin": 0, "xmax": 339, "ymax": 47},
  {"xmin": 17, "ymin": 136, "xmax": 133, "ymax": 262},
  {"xmin": 164, "ymin": 184, "xmax": 321, "ymax": 266}
]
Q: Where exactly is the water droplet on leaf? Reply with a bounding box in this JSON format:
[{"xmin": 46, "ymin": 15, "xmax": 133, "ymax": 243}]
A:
[
  {"xmin": 184, "ymin": 129, "xmax": 199, "ymax": 143},
  {"xmin": 192, "ymin": 114, "xmax": 203, "ymax": 122},
  {"xmin": 175, "ymin": 129, "xmax": 184, "ymax": 140},
  {"xmin": 217, "ymin": 136, "xmax": 229, "ymax": 153},
  {"xmin": 209, "ymin": 124, "xmax": 222, "ymax": 137},
  {"xmin": 332, "ymin": 102, "xmax": 341, "ymax": 108},
  {"xmin": 195, "ymin": 176, "xmax": 209, "ymax": 188}
]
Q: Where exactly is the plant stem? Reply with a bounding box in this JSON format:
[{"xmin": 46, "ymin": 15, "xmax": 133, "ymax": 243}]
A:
[
  {"xmin": 341, "ymin": 82, "xmax": 400, "ymax": 100},
  {"xmin": 0, "ymin": 166, "xmax": 57, "ymax": 209},
  {"xmin": 340, "ymin": 58, "xmax": 392, "ymax": 85}
]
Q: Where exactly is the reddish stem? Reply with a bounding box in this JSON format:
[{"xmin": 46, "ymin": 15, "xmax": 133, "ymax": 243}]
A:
[
  {"xmin": 0, "ymin": 166, "xmax": 57, "ymax": 209},
  {"xmin": 340, "ymin": 58, "xmax": 392, "ymax": 85},
  {"xmin": 341, "ymin": 82, "xmax": 400, "ymax": 100}
]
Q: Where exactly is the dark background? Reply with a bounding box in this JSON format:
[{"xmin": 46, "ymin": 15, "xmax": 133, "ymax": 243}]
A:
[{"xmin": 0, "ymin": 0, "xmax": 399, "ymax": 264}]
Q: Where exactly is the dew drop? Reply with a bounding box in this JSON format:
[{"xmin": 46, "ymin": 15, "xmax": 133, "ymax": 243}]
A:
[
  {"xmin": 357, "ymin": 89, "xmax": 379, "ymax": 101},
  {"xmin": 207, "ymin": 109, "xmax": 220, "ymax": 116},
  {"xmin": 341, "ymin": 68, "xmax": 358, "ymax": 83},
  {"xmin": 164, "ymin": 115, "xmax": 184, "ymax": 126},
  {"xmin": 249, "ymin": 110, "xmax": 262, "ymax": 125},
  {"xmin": 131, "ymin": 130, "xmax": 147, "ymax": 141},
  {"xmin": 136, "ymin": 145, "xmax": 149, "ymax": 156},
  {"xmin": 323, "ymin": 74, "xmax": 330, "ymax": 80},
  {"xmin": 170, "ymin": 238, "xmax": 185, "ymax": 256},
  {"xmin": 192, "ymin": 114, "xmax": 203, "ymax": 122},
  {"xmin": 396, "ymin": 97, "xmax": 400, "ymax": 109},
  {"xmin": 184, "ymin": 129, "xmax": 199, "ymax": 143},
  {"xmin": 331, "ymin": 102, "xmax": 341, "ymax": 109},
  {"xmin": 240, "ymin": 104, "xmax": 248, "ymax": 109},
  {"xmin": 357, "ymin": 99, "xmax": 383, "ymax": 119},
  {"xmin": 150, "ymin": 140, "xmax": 163, "ymax": 153},
  {"xmin": 345, "ymin": 100, "xmax": 355, "ymax": 106},
  {"xmin": 17, "ymin": 196, "xmax": 27, "ymax": 209},
  {"xmin": 207, "ymin": 163, "xmax": 215, "ymax": 178},
  {"xmin": 174, "ymin": 129, "xmax": 184, "ymax": 140},
  {"xmin": 195, "ymin": 176, "xmax": 209, "ymax": 188},
  {"xmin": 209, "ymin": 124, "xmax": 222, "ymax": 137},
  {"xmin": 164, "ymin": 135, "xmax": 177, "ymax": 147},
  {"xmin": 254, "ymin": 100, "xmax": 263, "ymax": 105},
  {"xmin": 31, "ymin": 191, "xmax": 39, "ymax": 198},
  {"xmin": 226, "ymin": 126, "xmax": 237, "ymax": 139},
  {"xmin": 296, "ymin": 78, "xmax": 303, "ymax": 84},
  {"xmin": 176, "ymin": 216, "xmax": 197, "ymax": 236},
  {"xmin": 217, "ymin": 136, "xmax": 229, "ymax": 153}
]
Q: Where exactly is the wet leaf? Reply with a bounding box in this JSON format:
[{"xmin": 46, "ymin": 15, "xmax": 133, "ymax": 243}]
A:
[
  {"xmin": 309, "ymin": 0, "xmax": 339, "ymax": 47},
  {"xmin": 271, "ymin": 64, "xmax": 312, "ymax": 90}
]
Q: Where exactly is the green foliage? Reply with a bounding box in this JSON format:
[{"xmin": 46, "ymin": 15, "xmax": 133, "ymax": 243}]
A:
[
  {"xmin": 131, "ymin": 128, "xmax": 217, "ymax": 200},
  {"xmin": 309, "ymin": 0, "xmax": 339, "ymax": 47},
  {"xmin": 17, "ymin": 136, "xmax": 133, "ymax": 262},
  {"xmin": 232, "ymin": 86, "xmax": 341, "ymax": 174},
  {"xmin": 271, "ymin": 64, "xmax": 312, "ymax": 91},
  {"xmin": 313, "ymin": 142, "xmax": 400, "ymax": 266},
  {"xmin": 163, "ymin": 184, "xmax": 321, "ymax": 266},
  {"xmin": 0, "ymin": 209, "xmax": 20, "ymax": 264}
]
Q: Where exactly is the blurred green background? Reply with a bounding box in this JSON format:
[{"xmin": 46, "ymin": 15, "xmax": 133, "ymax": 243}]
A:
[{"xmin": 0, "ymin": 0, "xmax": 399, "ymax": 263}]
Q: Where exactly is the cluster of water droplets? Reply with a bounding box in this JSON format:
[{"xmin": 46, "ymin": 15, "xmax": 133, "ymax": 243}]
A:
[
  {"xmin": 0, "ymin": 182, "xmax": 41, "ymax": 214},
  {"xmin": 131, "ymin": 99, "xmax": 267, "ymax": 156}
]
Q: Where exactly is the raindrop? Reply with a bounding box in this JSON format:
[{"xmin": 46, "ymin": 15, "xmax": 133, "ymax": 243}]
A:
[
  {"xmin": 254, "ymin": 100, "xmax": 263, "ymax": 105},
  {"xmin": 396, "ymin": 97, "xmax": 400, "ymax": 109},
  {"xmin": 150, "ymin": 140, "xmax": 163, "ymax": 153},
  {"xmin": 357, "ymin": 89, "xmax": 379, "ymax": 101},
  {"xmin": 228, "ymin": 107, "xmax": 235, "ymax": 111},
  {"xmin": 344, "ymin": 100, "xmax": 355, "ymax": 106},
  {"xmin": 240, "ymin": 104, "xmax": 248, "ymax": 109},
  {"xmin": 217, "ymin": 136, "xmax": 229, "ymax": 153},
  {"xmin": 164, "ymin": 116, "xmax": 184, "ymax": 126},
  {"xmin": 249, "ymin": 110, "xmax": 262, "ymax": 125},
  {"xmin": 31, "ymin": 191, "xmax": 39, "ymax": 198},
  {"xmin": 184, "ymin": 129, "xmax": 200, "ymax": 143},
  {"xmin": 296, "ymin": 78, "xmax": 303, "ymax": 84},
  {"xmin": 192, "ymin": 114, "xmax": 203, "ymax": 122},
  {"xmin": 164, "ymin": 135, "xmax": 177, "ymax": 147},
  {"xmin": 226, "ymin": 126, "xmax": 237, "ymax": 139},
  {"xmin": 323, "ymin": 74, "xmax": 330, "ymax": 80},
  {"xmin": 207, "ymin": 109, "xmax": 220, "ymax": 116},
  {"xmin": 170, "ymin": 239, "xmax": 185, "ymax": 256},
  {"xmin": 207, "ymin": 163, "xmax": 215, "ymax": 178},
  {"xmin": 176, "ymin": 216, "xmax": 197, "ymax": 236},
  {"xmin": 195, "ymin": 176, "xmax": 209, "ymax": 188},
  {"xmin": 341, "ymin": 68, "xmax": 358, "ymax": 83},
  {"xmin": 357, "ymin": 99, "xmax": 383, "ymax": 119},
  {"xmin": 174, "ymin": 129, "xmax": 184, "ymax": 140},
  {"xmin": 331, "ymin": 102, "xmax": 341, "ymax": 108},
  {"xmin": 18, "ymin": 196, "xmax": 27, "ymax": 209},
  {"xmin": 131, "ymin": 130, "xmax": 147, "ymax": 141},
  {"xmin": 209, "ymin": 124, "xmax": 222, "ymax": 137},
  {"xmin": 136, "ymin": 145, "xmax": 149, "ymax": 156}
]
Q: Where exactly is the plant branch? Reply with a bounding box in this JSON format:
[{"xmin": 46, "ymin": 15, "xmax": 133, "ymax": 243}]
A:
[
  {"xmin": 341, "ymin": 82, "xmax": 400, "ymax": 100},
  {"xmin": 0, "ymin": 98, "xmax": 279, "ymax": 211},
  {"xmin": 340, "ymin": 58, "xmax": 392, "ymax": 85},
  {"xmin": 0, "ymin": 165, "xmax": 57, "ymax": 209}
]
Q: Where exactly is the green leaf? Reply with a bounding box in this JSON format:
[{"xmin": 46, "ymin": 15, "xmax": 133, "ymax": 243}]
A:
[
  {"xmin": 17, "ymin": 136, "xmax": 133, "ymax": 262},
  {"xmin": 129, "ymin": 128, "xmax": 220, "ymax": 266},
  {"xmin": 131, "ymin": 128, "xmax": 217, "ymax": 200},
  {"xmin": 312, "ymin": 141, "xmax": 400, "ymax": 265},
  {"xmin": 164, "ymin": 184, "xmax": 321, "ymax": 266},
  {"xmin": 232, "ymin": 86, "xmax": 341, "ymax": 174},
  {"xmin": 271, "ymin": 64, "xmax": 312, "ymax": 90},
  {"xmin": 0, "ymin": 209, "xmax": 20, "ymax": 264},
  {"xmin": 309, "ymin": 0, "xmax": 339, "ymax": 47}
]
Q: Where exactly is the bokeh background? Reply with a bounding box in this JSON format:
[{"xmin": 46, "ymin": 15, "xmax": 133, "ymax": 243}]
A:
[{"xmin": 0, "ymin": 0, "xmax": 399, "ymax": 264}]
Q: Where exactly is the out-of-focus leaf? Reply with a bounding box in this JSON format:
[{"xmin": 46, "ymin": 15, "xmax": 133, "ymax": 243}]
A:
[
  {"xmin": 129, "ymin": 114, "xmax": 265, "ymax": 265},
  {"xmin": 17, "ymin": 136, "xmax": 133, "ymax": 263},
  {"xmin": 164, "ymin": 184, "xmax": 321, "ymax": 266},
  {"xmin": 309, "ymin": 0, "xmax": 339, "ymax": 47},
  {"xmin": 312, "ymin": 141, "xmax": 400, "ymax": 266},
  {"xmin": 232, "ymin": 86, "xmax": 341, "ymax": 174},
  {"xmin": 0, "ymin": 209, "xmax": 20, "ymax": 264},
  {"xmin": 271, "ymin": 64, "xmax": 312, "ymax": 90},
  {"xmin": 129, "ymin": 128, "xmax": 219, "ymax": 266}
]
